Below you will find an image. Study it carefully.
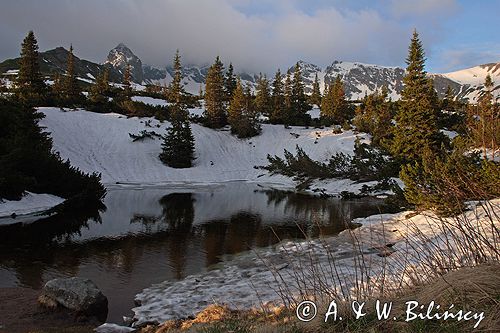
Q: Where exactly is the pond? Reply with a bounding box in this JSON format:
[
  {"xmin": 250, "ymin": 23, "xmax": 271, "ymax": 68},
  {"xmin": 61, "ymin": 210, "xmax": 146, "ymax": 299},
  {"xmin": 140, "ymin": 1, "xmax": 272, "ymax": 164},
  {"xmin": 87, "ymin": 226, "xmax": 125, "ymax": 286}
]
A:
[{"xmin": 0, "ymin": 182, "xmax": 386, "ymax": 323}]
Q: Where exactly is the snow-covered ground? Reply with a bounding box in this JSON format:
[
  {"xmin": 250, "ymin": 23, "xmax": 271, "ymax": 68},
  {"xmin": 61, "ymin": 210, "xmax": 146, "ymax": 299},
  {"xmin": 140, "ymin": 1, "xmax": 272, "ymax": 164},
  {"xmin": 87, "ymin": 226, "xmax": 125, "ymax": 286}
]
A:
[
  {"xmin": 131, "ymin": 95, "xmax": 170, "ymax": 107},
  {"xmin": 131, "ymin": 199, "xmax": 499, "ymax": 326},
  {"xmin": 0, "ymin": 192, "xmax": 65, "ymax": 222},
  {"xmin": 38, "ymin": 107, "xmax": 368, "ymax": 195}
]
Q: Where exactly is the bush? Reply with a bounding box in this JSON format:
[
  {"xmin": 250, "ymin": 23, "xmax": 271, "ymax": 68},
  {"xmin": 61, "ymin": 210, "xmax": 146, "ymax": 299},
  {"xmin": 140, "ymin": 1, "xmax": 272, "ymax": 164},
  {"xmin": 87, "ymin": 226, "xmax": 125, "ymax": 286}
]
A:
[
  {"xmin": 400, "ymin": 147, "xmax": 500, "ymax": 216},
  {"xmin": 0, "ymin": 99, "xmax": 105, "ymax": 202},
  {"xmin": 263, "ymin": 140, "xmax": 399, "ymax": 183}
]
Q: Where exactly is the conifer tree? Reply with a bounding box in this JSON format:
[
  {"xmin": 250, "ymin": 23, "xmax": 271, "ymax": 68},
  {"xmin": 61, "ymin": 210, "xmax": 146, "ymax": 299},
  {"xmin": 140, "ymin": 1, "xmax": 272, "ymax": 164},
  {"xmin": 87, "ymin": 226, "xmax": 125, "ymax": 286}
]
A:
[
  {"xmin": 255, "ymin": 73, "xmax": 272, "ymax": 118},
  {"xmin": 224, "ymin": 62, "xmax": 237, "ymax": 101},
  {"xmin": 310, "ymin": 72, "xmax": 322, "ymax": 107},
  {"xmin": 283, "ymin": 70, "xmax": 293, "ymax": 126},
  {"xmin": 469, "ymin": 74, "xmax": 499, "ymax": 160},
  {"xmin": 321, "ymin": 76, "xmax": 350, "ymax": 125},
  {"xmin": 122, "ymin": 64, "xmax": 132, "ymax": 99},
  {"xmin": 16, "ymin": 31, "xmax": 46, "ymax": 105},
  {"xmin": 204, "ymin": 56, "xmax": 226, "ymax": 128},
  {"xmin": 89, "ymin": 69, "xmax": 110, "ymax": 106},
  {"xmin": 290, "ymin": 62, "xmax": 310, "ymax": 124},
  {"xmin": 352, "ymin": 87, "xmax": 393, "ymax": 145},
  {"xmin": 332, "ymin": 76, "xmax": 350, "ymax": 124},
  {"xmin": 270, "ymin": 69, "xmax": 285, "ymax": 124},
  {"xmin": 390, "ymin": 30, "xmax": 442, "ymax": 163},
  {"xmin": 320, "ymin": 82, "xmax": 334, "ymax": 124},
  {"xmin": 228, "ymin": 78, "xmax": 260, "ymax": 138},
  {"xmin": 160, "ymin": 51, "xmax": 195, "ymax": 168},
  {"xmin": 51, "ymin": 72, "xmax": 64, "ymax": 106},
  {"xmin": 63, "ymin": 45, "xmax": 82, "ymax": 106}
]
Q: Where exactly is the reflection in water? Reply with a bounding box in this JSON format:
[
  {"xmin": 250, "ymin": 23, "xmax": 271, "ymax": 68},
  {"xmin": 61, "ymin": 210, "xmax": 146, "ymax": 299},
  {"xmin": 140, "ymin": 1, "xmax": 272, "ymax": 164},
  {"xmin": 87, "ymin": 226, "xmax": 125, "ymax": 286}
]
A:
[{"xmin": 0, "ymin": 183, "xmax": 385, "ymax": 323}]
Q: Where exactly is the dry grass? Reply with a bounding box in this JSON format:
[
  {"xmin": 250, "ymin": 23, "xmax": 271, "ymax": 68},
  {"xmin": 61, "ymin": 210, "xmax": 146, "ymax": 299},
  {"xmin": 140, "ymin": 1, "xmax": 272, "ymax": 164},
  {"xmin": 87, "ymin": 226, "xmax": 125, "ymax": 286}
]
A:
[
  {"xmin": 137, "ymin": 199, "xmax": 499, "ymax": 333},
  {"xmin": 138, "ymin": 263, "xmax": 500, "ymax": 333}
]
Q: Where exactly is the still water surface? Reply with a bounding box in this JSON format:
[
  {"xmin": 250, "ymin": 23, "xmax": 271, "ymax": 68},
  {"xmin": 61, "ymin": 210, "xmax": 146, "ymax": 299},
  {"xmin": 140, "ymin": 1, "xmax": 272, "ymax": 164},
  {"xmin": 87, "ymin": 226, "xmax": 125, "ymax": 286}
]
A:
[{"xmin": 0, "ymin": 183, "xmax": 385, "ymax": 323}]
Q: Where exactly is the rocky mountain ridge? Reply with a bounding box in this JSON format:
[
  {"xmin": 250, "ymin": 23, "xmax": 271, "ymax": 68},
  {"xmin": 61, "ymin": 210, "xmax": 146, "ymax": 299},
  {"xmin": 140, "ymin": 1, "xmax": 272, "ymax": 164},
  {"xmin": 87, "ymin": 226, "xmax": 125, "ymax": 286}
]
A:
[{"xmin": 1, "ymin": 43, "xmax": 498, "ymax": 102}]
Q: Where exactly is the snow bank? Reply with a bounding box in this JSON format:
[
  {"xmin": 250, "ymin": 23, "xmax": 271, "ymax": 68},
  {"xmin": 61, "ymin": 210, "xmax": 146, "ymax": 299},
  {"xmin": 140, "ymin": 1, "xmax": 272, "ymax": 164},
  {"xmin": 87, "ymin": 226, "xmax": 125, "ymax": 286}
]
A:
[
  {"xmin": 0, "ymin": 192, "xmax": 65, "ymax": 221},
  {"xmin": 131, "ymin": 199, "xmax": 499, "ymax": 326},
  {"xmin": 131, "ymin": 96, "xmax": 170, "ymax": 107},
  {"xmin": 38, "ymin": 107, "xmax": 366, "ymax": 194}
]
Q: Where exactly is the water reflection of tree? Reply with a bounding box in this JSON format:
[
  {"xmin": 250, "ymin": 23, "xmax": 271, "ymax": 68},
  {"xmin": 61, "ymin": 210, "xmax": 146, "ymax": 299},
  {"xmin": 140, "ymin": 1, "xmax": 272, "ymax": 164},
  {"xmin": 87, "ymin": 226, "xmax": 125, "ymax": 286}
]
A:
[
  {"xmin": 0, "ymin": 201, "xmax": 105, "ymax": 288},
  {"xmin": 262, "ymin": 189, "xmax": 384, "ymax": 238},
  {"xmin": 159, "ymin": 193, "xmax": 195, "ymax": 279},
  {"xmin": 202, "ymin": 212, "xmax": 263, "ymax": 266}
]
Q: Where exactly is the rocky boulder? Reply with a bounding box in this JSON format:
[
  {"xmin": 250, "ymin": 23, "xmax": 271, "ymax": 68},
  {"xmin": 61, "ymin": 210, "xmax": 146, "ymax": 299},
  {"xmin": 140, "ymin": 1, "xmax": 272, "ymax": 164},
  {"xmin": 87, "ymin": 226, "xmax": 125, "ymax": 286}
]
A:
[{"xmin": 40, "ymin": 277, "xmax": 108, "ymax": 321}]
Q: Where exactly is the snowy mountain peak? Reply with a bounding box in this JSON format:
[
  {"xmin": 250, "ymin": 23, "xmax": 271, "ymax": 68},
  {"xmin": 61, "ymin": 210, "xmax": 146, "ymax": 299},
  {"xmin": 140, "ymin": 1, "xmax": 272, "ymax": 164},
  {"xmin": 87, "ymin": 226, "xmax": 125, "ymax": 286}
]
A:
[{"xmin": 106, "ymin": 43, "xmax": 143, "ymax": 83}]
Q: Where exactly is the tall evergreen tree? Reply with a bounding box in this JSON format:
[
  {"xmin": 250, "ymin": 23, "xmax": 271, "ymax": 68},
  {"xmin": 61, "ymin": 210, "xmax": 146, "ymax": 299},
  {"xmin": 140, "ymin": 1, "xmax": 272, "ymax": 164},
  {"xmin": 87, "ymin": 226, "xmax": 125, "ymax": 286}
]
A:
[
  {"xmin": 270, "ymin": 69, "xmax": 285, "ymax": 124},
  {"xmin": 255, "ymin": 73, "xmax": 272, "ymax": 118},
  {"xmin": 204, "ymin": 56, "xmax": 226, "ymax": 128},
  {"xmin": 15, "ymin": 31, "xmax": 46, "ymax": 105},
  {"xmin": 290, "ymin": 62, "xmax": 310, "ymax": 124},
  {"xmin": 310, "ymin": 72, "xmax": 322, "ymax": 107},
  {"xmin": 89, "ymin": 69, "xmax": 110, "ymax": 106},
  {"xmin": 320, "ymin": 82, "xmax": 334, "ymax": 124},
  {"xmin": 321, "ymin": 76, "xmax": 350, "ymax": 125},
  {"xmin": 283, "ymin": 70, "xmax": 293, "ymax": 125},
  {"xmin": 224, "ymin": 62, "xmax": 237, "ymax": 101},
  {"xmin": 51, "ymin": 72, "xmax": 64, "ymax": 106},
  {"xmin": 390, "ymin": 30, "xmax": 442, "ymax": 163},
  {"xmin": 122, "ymin": 64, "xmax": 132, "ymax": 98},
  {"xmin": 160, "ymin": 51, "xmax": 195, "ymax": 168},
  {"xmin": 352, "ymin": 87, "xmax": 393, "ymax": 145},
  {"xmin": 228, "ymin": 78, "xmax": 260, "ymax": 138},
  {"xmin": 63, "ymin": 45, "xmax": 82, "ymax": 106},
  {"xmin": 468, "ymin": 74, "xmax": 499, "ymax": 160}
]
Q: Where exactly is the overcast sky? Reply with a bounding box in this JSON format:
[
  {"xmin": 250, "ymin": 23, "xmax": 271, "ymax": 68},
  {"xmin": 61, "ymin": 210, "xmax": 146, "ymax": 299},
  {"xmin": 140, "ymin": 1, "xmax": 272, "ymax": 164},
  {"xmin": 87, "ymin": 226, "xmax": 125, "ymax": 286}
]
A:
[{"xmin": 1, "ymin": 0, "xmax": 499, "ymax": 74}]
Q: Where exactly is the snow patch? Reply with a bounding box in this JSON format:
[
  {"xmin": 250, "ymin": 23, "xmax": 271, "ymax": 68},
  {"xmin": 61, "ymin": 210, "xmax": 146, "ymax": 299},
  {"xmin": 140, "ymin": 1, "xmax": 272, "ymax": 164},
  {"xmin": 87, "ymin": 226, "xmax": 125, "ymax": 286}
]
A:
[{"xmin": 0, "ymin": 192, "xmax": 65, "ymax": 221}]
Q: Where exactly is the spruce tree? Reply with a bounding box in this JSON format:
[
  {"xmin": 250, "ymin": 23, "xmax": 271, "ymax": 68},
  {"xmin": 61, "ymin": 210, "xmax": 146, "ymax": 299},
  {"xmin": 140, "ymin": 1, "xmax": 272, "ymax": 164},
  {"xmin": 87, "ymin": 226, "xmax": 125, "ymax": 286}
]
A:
[
  {"xmin": 471, "ymin": 74, "xmax": 498, "ymax": 160},
  {"xmin": 16, "ymin": 31, "xmax": 46, "ymax": 105},
  {"xmin": 122, "ymin": 64, "xmax": 132, "ymax": 99},
  {"xmin": 224, "ymin": 62, "xmax": 237, "ymax": 101},
  {"xmin": 51, "ymin": 72, "xmax": 64, "ymax": 107},
  {"xmin": 89, "ymin": 69, "xmax": 110, "ymax": 106},
  {"xmin": 390, "ymin": 30, "xmax": 442, "ymax": 163},
  {"xmin": 228, "ymin": 78, "xmax": 260, "ymax": 138},
  {"xmin": 283, "ymin": 70, "xmax": 293, "ymax": 126},
  {"xmin": 270, "ymin": 69, "xmax": 285, "ymax": 124},
  {"xmin": 352, "ymin": 87, "xmax": 393, "ymax": 145},
  {"xmin": 63, "ymin": 45, "xmax": 82, "ymax": 106},
  {"xmin": 204, "ymin": 56, "xmax": 226, "ymax": 128},
  {"xmin": 320, "ymin": 82, "xmax": 334, "ymax": 125},
  {"xmin": 310, "ymin": 72, "xmax": 322, "ymax": 107},
  {"xmin": 160, "ymin": 51, "xmax": 195, "ymax": 168},
  {"xmin": 321, "ymin": 76, "xmax": 350, "ymax": 126},
  {"xmin": 332, "ymin": 76, "xmax": 350, "ymax": 125},
  {"xmin": 290, "ymin": 62, "xmax": 310, "ymax": 124},
  {"xmin": 255, "ymin": 73, "xmax": 272, "ymax": 118},
  {"xmin": 168, "ymin": 50, "xmax": 188, "ymax": 120}
]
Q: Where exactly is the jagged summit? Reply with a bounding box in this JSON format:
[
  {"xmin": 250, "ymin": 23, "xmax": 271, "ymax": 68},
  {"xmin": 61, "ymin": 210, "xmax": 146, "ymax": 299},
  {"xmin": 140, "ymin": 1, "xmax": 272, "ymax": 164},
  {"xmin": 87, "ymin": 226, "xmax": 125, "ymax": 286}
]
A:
[
  {"xmin": 106, "ymin": 43, "xmax": 143, "ymax": 82},
  {"xmin": 0, "ymin": 44, "xmax": 498, "ymax": 101}
]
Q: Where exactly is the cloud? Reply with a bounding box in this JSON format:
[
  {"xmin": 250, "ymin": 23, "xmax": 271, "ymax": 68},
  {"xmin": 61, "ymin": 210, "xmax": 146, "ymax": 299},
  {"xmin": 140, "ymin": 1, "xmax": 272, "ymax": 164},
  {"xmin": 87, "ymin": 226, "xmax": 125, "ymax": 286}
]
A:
[
  {"xmin": 436, "ymin": 45, "xmax": 500, "ymax": 72},
  {"xmin": 0, "ymin": 0, "xmax": 459, "ymax": 74},
  {"xmin": 390, "ymin": 0, "xmax": 458, "ymax": 17}
]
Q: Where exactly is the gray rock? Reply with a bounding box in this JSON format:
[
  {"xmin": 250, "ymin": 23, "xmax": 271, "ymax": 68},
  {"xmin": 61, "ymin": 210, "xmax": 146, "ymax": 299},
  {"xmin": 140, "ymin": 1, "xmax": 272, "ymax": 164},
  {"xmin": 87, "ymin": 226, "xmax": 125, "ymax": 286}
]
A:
[{"xmin": 41, "ymin": 277, "xmax": 108, "ymax": 320}]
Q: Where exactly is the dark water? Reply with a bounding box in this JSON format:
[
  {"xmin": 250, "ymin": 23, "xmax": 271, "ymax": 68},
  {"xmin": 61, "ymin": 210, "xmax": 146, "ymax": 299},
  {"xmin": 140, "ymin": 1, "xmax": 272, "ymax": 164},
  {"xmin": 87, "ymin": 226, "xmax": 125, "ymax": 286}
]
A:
[{"xmin": 0, "ymin": 183, "xmax": 385, "ymax": 323}]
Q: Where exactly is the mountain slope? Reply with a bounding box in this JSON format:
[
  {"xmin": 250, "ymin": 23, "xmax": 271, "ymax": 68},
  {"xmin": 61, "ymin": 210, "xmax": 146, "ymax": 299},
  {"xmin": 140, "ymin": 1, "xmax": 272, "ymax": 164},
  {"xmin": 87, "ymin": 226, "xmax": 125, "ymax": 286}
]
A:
[
  {"xmin": 106, "ymin": 43, "xmax": 143, "ymax": 83},
  {"xmin": 38, "ymin": 107, "xmax": 362, "ymax": 186},
  {"xmin": 1, "ymin": 44, "xmax": 498, "ymax": 102},
  {"xmin": 435, "ymin": 62, "xmax": 500, "ymax": 102},
  {"xmin": 0, "ymin": 47, "xmax": 123, "ymax": 83}
]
